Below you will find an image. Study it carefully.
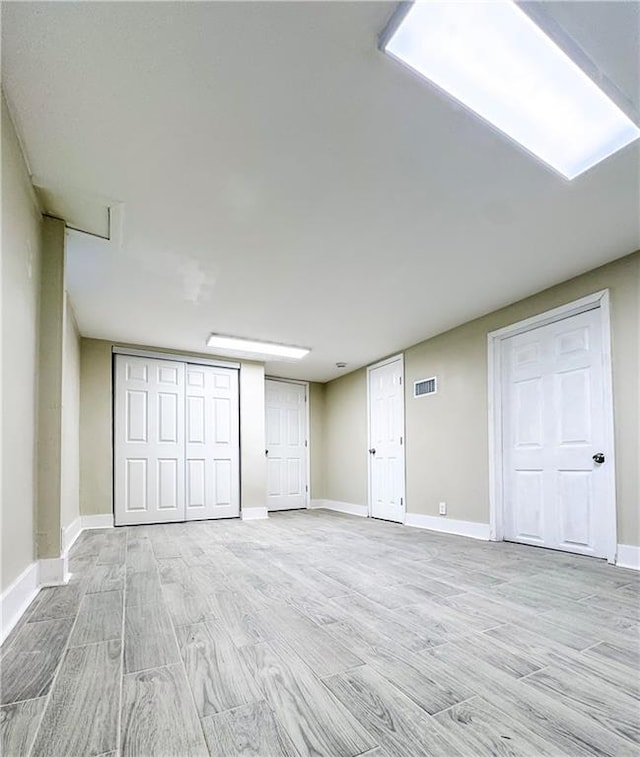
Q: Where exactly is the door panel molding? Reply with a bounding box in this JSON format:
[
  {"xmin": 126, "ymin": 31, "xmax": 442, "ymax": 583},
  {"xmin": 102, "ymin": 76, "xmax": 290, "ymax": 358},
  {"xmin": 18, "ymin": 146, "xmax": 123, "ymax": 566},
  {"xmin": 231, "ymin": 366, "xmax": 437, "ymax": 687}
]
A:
[{"xmin": 487, "ymin": 290, "xmax": 617, "ymax": 562}]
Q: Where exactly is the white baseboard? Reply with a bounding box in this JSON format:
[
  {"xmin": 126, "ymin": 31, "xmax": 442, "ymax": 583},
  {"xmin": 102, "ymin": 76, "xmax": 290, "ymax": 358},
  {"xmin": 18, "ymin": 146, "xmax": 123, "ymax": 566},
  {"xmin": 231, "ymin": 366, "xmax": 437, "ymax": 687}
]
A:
[
  {"xmin": 0, "ymin": 562, "xmax": 40, "ymax": 644},
  {"xmin": 81, "ymin": 513, "xmax": 114, "ymax": 530},
  {"xmin": 241, "ymin": 507, "xmax": 268, "ymax": 521},
  {"xmin": 62, "ymin": 516, "xmax": 83, "ymax": 554},
  {"xmin": 39, "ymin": 555, "xmax": 69, "ymax": 586},
  {"xmin": 310, "ymin": 499, "xmax": 369, "ymax": 518},
  {"xmin": 404, "ymin": 513, "xmax": 491, "ymax": 541},
  {"xmin": 616, "ymin": 544, "xmax": 640, "ymax": 571},
  {"xmin": 62, "ymin": 514, "xmax": 113, "ymax": 557},
  {"xmin": 1, "ymin": 512, "xmax": 116, "ymax": 643}
]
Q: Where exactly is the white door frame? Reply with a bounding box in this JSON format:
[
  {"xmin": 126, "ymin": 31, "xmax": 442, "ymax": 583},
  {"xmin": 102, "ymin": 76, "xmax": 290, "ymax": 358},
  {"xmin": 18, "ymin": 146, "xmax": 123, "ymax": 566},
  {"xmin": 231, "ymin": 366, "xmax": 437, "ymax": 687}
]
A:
[
  {"xmin": 112, "ymin": 345, "xmax": 240, "ymax": 370},
  {"xmin": 487, "ymin": 289, "xmax": 617, "ymax": 562},
  {"xmin": 366, "ymin": 354, "xmax": 406, "ymax": 522},
  {"xmin": 265, "ymin": 377, "xmax": 310, "ymax": 507}
]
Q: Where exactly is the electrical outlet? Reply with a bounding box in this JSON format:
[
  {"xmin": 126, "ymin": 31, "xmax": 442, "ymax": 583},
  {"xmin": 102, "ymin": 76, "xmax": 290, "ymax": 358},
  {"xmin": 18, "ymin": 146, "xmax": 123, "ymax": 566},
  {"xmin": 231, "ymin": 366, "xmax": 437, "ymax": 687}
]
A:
[{"xmin": 439, "ymin": 501, "xmax": 447, "ymax": 516}]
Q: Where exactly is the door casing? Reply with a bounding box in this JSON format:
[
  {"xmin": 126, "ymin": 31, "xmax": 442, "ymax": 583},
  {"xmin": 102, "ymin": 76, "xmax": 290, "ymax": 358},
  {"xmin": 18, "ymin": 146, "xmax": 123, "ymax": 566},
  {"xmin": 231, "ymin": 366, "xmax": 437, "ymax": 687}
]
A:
[{"xmin": 487, "ymin": 290, "xmax": 617, "ymax": 562}]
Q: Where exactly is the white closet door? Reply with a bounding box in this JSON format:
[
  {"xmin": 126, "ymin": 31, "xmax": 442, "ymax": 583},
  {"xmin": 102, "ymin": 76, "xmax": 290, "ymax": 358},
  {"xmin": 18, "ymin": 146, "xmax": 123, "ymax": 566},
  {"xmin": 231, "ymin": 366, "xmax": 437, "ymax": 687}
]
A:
[
  {"xmin": 114, "ymin": 355, "xmax": 185, "ymax": 525},
  {"xmin": 185, "ymin": 365, "xmax": 240, "ymax": 520},
  {"xmin": 265, "ymin": 380, "xmax": 308, "ymax": 511}
]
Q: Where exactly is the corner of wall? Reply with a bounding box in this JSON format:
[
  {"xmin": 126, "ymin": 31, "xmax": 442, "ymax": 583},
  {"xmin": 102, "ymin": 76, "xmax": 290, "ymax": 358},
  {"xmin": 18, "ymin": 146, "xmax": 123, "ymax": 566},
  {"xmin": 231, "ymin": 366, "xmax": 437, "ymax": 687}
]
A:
[
  {"xmin": 239, "ymin": 362, "xmax": 267, "ymax": 510},
  {"xmin": 323, "ymin": 368, "xmax": 368, "ymax": 506},
  {"xmin": 79, "ymin": 338, "xmax": 114, "ymax": 517},
  {"xmin": 36, "ymin": 216, "xmax": 66, "ymax": 560},
  {"xmin": 60, "ymin": 293, "xmax": 81, "ymax": 532},
  {"xmin": 1, "ymin": 89, "xmax": 43, "ymax": 595},
  {"xmin": 309, "ymin": 381, "xmax": 327, "ymax": 500}
]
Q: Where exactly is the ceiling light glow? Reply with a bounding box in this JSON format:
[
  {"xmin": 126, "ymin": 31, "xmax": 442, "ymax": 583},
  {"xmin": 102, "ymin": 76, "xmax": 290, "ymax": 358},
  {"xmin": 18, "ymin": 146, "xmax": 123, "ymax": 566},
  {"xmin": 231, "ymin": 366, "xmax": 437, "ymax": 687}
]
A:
[
  {"xmin": 206, "ymin": 334, "xmax": 310, "ymax": 360},
  {"xmin": 383, "ymin": 1, "xmax": 640, "ymax": 179}
]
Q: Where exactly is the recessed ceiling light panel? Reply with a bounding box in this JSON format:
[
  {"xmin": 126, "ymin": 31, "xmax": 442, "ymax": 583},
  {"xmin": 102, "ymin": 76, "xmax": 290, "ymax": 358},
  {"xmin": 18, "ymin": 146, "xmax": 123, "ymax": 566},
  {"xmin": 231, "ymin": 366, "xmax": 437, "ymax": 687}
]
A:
[
  {"xmin": 206, "ymin": 334, "xmax": 310, "ymax": 360},
  {"xmin": 382, "ymin": 1, "xmax": 640, "ymax": 179}
]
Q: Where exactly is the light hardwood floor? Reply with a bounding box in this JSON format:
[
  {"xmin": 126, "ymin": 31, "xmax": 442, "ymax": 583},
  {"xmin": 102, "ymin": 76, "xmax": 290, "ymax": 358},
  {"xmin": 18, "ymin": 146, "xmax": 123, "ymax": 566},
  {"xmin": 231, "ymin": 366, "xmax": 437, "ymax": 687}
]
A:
[{"xmin": 1, "ymin": 509, "xmax": 639, "ymax": 756}]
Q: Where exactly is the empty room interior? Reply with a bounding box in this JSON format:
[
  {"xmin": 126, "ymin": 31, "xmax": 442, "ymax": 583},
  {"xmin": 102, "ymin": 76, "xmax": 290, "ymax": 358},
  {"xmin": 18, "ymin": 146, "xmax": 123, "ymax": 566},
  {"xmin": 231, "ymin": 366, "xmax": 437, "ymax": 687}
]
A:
[{"xmin": 1, "ymin": 1, "xmax": 639, "ymax": 756}]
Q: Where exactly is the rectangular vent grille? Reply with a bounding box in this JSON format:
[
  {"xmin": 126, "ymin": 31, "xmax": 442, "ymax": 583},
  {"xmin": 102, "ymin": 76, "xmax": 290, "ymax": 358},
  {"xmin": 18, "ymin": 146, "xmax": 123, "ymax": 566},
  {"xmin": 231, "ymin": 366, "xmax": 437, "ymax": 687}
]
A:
[{"xmin": 414, "ymin": 377, "xmax": 437, "ymax": 397}]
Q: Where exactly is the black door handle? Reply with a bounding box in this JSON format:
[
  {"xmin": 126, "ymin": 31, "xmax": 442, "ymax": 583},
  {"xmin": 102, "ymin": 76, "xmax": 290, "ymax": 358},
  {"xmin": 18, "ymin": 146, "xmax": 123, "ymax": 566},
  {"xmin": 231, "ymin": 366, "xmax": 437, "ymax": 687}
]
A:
[
  {"xmin": 369, "ymin": 448, "xmax": 376, "ymax": 455},
  {"xmin": 592, "ymin": 452, "xmax": 605, "ymax": 464},
  {"xmin": 265, "ymin": 449, "xmax": 269, "ymax": 456}
]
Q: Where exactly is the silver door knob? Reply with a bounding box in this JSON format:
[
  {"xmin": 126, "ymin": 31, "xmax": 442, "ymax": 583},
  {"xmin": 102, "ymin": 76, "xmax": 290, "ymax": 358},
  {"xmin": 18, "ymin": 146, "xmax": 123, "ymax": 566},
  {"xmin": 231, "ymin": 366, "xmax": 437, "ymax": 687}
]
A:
[{"xmin": 592, "ymin": 452, "xmax": 605, "ymax": 464}]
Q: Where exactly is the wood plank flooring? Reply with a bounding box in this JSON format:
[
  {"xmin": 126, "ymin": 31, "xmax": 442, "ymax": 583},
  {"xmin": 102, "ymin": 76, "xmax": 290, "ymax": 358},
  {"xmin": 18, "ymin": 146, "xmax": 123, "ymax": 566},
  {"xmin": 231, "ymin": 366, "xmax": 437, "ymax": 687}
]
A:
[{"xmin": 1, "ymin": 509, "xmax": 638, "ymax": 756}]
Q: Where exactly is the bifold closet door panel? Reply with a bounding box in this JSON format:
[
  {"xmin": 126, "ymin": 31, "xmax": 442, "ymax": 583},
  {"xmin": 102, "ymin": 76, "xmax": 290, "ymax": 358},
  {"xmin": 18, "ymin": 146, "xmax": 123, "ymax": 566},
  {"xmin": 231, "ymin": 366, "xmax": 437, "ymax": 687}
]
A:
[
  {"xmin": 185, "ymin": 365, "xmax": 240, "ymax": 520},
  {"xmin": 114, "ymin": 356, "xmax": 186, "ymax": 525}
]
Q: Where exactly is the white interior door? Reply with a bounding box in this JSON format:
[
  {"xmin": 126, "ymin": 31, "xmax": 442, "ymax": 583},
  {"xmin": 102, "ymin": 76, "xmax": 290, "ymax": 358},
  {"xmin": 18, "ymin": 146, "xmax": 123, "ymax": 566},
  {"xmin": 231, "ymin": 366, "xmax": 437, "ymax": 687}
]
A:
[
  {"xmin": 502, "ymin": 308, "xmax": 610, "ymax": 557},
  {"xmin": 265, "ymin": 380, "xmax": 308, "ymax": 512},
  {"xmin": 368, "ymin": 356, "xmax": 405, "ymax": 523},
  {"xmin": 185, "ymin": 365, "xmax": 240, "ymax": 520},
  {"xmin": 115, "ymin": 355, "xmax": 185, "ymax": 525}
]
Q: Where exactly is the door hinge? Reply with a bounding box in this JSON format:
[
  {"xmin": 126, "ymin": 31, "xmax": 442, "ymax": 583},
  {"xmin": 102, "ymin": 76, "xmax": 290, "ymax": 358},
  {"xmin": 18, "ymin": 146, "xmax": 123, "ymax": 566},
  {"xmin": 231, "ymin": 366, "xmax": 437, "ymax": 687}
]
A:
[
  {"xmin": 401, "ymin": 497, "xmax": 404, "ymax": 507},
  {"xmin": 305, "ymin": 440, "xmax": 308, "ymax": 447},
  {"xmin": 399, "ymin": 376, "xmax": 402, "ymax": 385},
  {"xmin": 400, "ymin": 436, "xmax": 403, "ymax": 445},
  {"xmin": 305, "ymin": 485, "xmax": 308, "ymax": 493}
]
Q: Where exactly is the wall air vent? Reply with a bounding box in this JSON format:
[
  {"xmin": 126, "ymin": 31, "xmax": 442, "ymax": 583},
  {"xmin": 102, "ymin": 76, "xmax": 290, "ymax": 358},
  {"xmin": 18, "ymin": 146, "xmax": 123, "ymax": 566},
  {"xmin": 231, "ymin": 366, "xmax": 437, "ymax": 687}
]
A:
[{"xmin": 414, "ymin": 377, "xmax": 437, "ymax": 398}]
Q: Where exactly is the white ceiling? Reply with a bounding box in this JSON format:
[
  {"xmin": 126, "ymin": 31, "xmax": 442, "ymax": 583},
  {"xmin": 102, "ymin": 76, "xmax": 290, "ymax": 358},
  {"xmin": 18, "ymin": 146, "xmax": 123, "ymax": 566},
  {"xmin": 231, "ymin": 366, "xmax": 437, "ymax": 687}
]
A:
[{"xmin": 3, "ymin": 1, "xmax": 639, "ymax": 382}]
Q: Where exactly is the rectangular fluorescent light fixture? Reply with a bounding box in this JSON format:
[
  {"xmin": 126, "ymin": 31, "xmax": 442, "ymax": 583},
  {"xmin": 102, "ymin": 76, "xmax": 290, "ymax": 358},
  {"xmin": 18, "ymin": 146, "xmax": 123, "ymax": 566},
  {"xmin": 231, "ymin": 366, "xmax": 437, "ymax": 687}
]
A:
[
  {"xmin": 383, "ymin": 1, "xmax": 640, "ymax": 179},
  {"xmin": 206, "ymin": 334, "xmax": 310, "ymax": 360}
]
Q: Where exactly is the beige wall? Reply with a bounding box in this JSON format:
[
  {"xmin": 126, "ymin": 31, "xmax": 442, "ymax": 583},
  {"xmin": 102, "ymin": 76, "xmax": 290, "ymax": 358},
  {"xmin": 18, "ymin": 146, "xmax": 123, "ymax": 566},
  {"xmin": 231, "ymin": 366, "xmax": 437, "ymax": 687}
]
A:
[
  {"xmin": 36, "ymin": 216, "xmax": 66, "ymax": 558},
  {"xmin": 61, "ymin": 297, "xmax": 81, "ymax": 531},
  {"xmin": 79, "ymin": 339, "xmax": 113, "ymax": 516},
  {"xmin": 324, "ymin": 252, "xmax": 639, "ymax": 546},
  {"xmin": 240, "ymin": 362, "xmax": 267, "ymax": 510},
  {"xmin": 79, "ymin": 340, "xmax": 269, "ymax": 516},
  {"xmin": 309, "ymin": 382, "xmax": 326, "ymax": 500},
  {"xmin": 324, "ymin": 367, "xmax": 368, "ymax": 505},
  {"xmin": 1, "ymin": 94, "xmax": 42, "ymax": 591},
  {"xmin": 405, "ymin": 323, "xmax": 489, "ymax": 524}
]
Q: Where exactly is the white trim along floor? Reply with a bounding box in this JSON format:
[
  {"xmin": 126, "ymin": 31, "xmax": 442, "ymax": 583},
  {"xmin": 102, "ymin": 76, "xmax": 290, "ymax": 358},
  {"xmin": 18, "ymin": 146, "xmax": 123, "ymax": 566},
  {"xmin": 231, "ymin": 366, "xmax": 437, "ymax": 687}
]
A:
[{"xmin": 1, "ymin": 515, "xmax": 114, "ymax": 643}]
